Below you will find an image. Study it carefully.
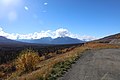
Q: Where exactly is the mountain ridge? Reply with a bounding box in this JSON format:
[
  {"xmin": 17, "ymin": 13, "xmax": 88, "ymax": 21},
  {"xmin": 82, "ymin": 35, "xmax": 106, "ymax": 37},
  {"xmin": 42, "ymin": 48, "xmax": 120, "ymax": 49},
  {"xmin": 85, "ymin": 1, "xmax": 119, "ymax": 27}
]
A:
[
  {"xmin": 93, "ymin": 33, "xmax": 120, "ymax": 44},
  {"xmin": 17, "ymin": 37, "xmax": 85, "ymax": 44}
]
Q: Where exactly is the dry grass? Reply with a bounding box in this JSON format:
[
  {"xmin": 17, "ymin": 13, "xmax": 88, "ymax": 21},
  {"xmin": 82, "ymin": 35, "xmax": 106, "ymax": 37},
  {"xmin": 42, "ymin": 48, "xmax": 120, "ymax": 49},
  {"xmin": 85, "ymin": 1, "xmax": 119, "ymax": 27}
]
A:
[{"xmin": 84, "ymin": 42, "xmax": 120, "ymax": 49}]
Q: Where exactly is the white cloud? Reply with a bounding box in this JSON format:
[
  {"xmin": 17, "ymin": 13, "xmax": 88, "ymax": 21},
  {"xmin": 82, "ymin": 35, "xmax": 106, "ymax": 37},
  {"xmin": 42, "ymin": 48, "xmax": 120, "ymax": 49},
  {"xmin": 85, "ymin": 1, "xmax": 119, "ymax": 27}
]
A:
[
  {"xmin": 24, "ymin": 6, "xmax": 29, "ymax": 11},
  {"xmin": 0, "ymin": 27, "xmax": 97, "ymax": 41},
  {"xmin": 44, "ymin": 2, "xmax": 48, "ymax": 5},
  {"xmin": 54, "ymin": 28, "xmax": 69, "ymax": 37}
]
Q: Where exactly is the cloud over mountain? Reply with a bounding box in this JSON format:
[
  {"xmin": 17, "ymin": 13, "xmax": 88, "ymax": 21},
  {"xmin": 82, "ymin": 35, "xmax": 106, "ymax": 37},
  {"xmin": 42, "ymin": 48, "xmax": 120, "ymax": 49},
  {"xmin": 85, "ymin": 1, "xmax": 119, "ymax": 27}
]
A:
[{"xmin": 0, "ymin": 27, "xmax": 96, "ymax": 41}]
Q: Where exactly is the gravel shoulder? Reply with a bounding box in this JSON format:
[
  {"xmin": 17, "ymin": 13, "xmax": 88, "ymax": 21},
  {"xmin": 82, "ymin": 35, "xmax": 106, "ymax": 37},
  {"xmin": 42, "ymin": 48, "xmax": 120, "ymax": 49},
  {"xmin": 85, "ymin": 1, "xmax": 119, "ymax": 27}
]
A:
[{"xmin": 58, "ymin": 49, "xmax": 120, "ymax": 80}]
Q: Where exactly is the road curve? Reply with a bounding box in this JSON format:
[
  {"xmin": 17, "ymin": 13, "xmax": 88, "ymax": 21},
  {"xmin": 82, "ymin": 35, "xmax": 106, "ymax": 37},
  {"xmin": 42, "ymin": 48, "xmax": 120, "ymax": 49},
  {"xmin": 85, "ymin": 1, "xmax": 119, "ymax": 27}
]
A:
[{"xmin": 58, "ymin": 49, "xmax": 120, "ymax": 80}]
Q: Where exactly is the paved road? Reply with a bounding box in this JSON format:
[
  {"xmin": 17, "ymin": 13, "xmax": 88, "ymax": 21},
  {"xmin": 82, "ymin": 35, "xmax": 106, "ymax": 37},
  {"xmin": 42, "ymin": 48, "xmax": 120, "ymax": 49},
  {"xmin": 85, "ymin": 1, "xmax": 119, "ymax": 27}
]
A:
[{"xmin": 58, "ymin": 49, "xmax": 120, "ymax": 80}]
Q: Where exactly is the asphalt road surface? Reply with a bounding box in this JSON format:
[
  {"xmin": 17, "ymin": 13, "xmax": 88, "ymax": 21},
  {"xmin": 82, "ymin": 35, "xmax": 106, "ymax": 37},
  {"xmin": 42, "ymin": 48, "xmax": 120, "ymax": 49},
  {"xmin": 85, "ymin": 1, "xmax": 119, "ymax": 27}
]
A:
[{"xmin": 58, "ymin": 49, "xmax": 120, "ymax": 80}]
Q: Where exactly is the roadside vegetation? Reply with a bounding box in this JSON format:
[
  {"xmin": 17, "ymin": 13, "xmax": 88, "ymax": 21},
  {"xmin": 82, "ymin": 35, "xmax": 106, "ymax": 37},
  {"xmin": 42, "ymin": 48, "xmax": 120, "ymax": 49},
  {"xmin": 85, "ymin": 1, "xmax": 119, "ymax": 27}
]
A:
[
  {"xmin": 0, "ymin": 42, "xmax": 120, "ymax": 80},
  {"xmin": 15, "ymin": 49, "xmax": 42, "ymax": 72}
]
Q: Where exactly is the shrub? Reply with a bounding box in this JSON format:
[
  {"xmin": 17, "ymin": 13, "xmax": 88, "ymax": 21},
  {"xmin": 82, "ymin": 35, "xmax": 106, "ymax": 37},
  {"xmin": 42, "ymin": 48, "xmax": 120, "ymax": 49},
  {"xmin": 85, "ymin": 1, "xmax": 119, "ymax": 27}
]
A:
[{"xmin": 15, "ymin": 49, "xmax": 40, "ymax": 72}]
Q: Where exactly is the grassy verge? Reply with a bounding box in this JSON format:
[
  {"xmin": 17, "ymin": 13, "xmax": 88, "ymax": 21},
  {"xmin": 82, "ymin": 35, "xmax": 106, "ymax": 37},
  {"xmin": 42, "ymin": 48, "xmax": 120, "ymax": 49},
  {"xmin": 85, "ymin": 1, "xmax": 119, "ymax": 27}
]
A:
[{"xmin": 47, "ymin": 56, "xmax": 80, "ymax": 80}]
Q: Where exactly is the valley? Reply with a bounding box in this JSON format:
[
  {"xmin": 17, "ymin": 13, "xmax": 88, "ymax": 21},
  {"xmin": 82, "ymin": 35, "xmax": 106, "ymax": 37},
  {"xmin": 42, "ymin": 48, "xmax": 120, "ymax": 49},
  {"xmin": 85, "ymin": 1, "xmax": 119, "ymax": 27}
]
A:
[{"xmin": 0, "ymin": 33, "xmax": 120, "ymax": 80}]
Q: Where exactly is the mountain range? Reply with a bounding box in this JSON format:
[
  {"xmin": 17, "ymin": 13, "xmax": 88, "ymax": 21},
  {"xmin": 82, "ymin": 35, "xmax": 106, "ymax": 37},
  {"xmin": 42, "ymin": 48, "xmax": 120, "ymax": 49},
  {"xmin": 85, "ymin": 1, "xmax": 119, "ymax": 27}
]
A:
[
  {"xmin": 0, "ymin": 36, "xmax": 85, "ymax": 45},
  {"xmin": 17, "ymin": 37, "xmax": 85, "ymax": 44},
  {"xmin": 0, "ymin": 33, "xmax": 120, "ymax": 45}
]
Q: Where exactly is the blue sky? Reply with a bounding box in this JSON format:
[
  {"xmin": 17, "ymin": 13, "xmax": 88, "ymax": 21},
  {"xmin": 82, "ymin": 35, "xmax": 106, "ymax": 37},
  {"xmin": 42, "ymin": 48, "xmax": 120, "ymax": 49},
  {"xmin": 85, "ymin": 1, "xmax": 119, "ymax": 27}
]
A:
[{"xmin": 0, "ymin": 0, "xmax": 120, "ymax": 40}]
